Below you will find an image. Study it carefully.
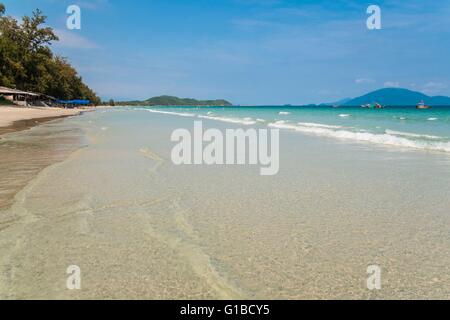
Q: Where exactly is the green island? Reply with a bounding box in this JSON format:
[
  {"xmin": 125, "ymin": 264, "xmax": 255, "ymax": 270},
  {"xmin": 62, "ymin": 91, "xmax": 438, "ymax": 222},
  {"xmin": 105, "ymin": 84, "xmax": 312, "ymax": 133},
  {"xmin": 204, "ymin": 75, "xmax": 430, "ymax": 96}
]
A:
[{"xmin": 115, "ymin": 95, "xmax": 233, "ymax": 107}]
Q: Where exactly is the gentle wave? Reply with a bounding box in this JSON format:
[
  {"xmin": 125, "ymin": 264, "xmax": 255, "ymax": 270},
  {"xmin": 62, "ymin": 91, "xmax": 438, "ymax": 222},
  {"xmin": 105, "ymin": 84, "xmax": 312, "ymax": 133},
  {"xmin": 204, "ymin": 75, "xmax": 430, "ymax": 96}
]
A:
[
  {"xmin": 198, "ymin": 115, "xmax": 257, "ymax": 125},
  {"xmin": 428, "ymin": 117, "xmax": 438, "ymax": 121},
  {"xmin": 279, "ymin": 112, "xmax": 291, "ymax": 115},
  {"xmin": 268, "ymin": 121, "xmax": 450, "ymax": 153},
  {"xmin": 385, "ymin": 129, "xmax": 441, "ymax": 140},
  {"xmin": 339, "ymin": 114, "xmax": 351, "ymax": 118},
  {"xmin": 298, "ymin": 122, "xmax": 343, "ymax": 129},
  {"xmin": 146, "ymin": 109, "xmax": 196, "ymax": 117},
  {"xmin": 145, "ymin": 108, "xmax": 257, "ymax": 125}
]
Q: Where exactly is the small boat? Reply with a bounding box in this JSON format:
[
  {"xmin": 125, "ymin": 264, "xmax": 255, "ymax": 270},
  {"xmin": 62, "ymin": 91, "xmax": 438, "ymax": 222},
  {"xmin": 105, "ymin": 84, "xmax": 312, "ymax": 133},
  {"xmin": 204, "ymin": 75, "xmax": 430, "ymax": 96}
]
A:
[
  {"xmin": 362, "ymin": 103, "xmax": 384, "ymax": 109},
  {"xmin": 374, "ymin": 103, "xmax": 383, "ymax": 109},
  {"xmin": 416, "ymin": 100, "xmax": 431, "ymax": 109}
]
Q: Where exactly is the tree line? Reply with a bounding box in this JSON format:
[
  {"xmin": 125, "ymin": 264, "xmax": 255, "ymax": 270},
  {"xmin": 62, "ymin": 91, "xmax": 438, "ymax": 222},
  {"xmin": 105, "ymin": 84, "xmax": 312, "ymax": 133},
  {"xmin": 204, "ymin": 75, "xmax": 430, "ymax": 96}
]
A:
[{"xmin": 0, "ymin": 3, "xmax": 100, "ymax": 104}]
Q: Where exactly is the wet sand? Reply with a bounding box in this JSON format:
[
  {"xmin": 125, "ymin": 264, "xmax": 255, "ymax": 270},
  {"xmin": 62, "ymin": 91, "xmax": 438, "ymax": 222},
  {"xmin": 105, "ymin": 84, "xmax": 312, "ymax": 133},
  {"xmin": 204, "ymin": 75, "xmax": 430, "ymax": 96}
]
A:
[
  {"xmin": 0, "ymin": 115, "xmax": 80, "ymax": 136},
  {"xmin": 0, "ymin": 107, "xmax": 89, "ymax": 211},
  {"xmin": 0, "ymin": 118, "xmax": 85, "ymax": 211},
  {"xmin": 0, "ymin": 106, "xmax": 82, "ymax": 129}
]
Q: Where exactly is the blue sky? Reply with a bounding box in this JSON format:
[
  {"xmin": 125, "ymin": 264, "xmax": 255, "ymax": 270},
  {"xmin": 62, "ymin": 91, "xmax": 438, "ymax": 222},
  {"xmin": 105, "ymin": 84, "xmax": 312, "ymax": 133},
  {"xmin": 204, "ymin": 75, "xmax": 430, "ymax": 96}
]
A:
[{"xmin": 3, "ymin": 0, "xmax": 450, "ymax": 104}]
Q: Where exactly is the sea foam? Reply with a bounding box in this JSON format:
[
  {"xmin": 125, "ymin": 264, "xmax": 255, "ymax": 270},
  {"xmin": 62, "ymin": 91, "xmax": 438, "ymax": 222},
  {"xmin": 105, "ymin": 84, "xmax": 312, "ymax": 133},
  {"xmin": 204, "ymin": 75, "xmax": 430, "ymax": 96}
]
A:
[
  {"xmin": 385, "ymin": 129, "xmax": 441, "ymax": 140},
  {"xmin": 197, "ymin": 115, "xmax": 257, "ymax": 125},
  {"xmin": 268, "ymin": 121, "xmax": 450, "ymax": 153},
  {"xmin": 146, "ymin": 109, "xmax": 196, "ymax": 117},
  {"xmin": 298, "ymin": 122, "xmax": 343, "ymax": 129}
]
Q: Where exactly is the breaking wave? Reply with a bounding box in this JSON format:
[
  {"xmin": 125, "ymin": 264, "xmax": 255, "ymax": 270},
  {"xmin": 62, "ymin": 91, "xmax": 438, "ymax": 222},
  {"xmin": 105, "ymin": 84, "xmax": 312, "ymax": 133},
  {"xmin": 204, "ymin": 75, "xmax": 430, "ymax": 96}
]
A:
[
  {"xmin": 197, "ymin": 115, "xmax": 257, "ymax": 125},
  {"xmin": 298, "ymin": 122, "xmax": 343, "ymax": 129},
  {"xmin": 385, "ymin": 129, "xmax": 442, "ymax": 140},
  {"xmin": 269, "ymin": 121, "xmax": 450, "ymax": 153},
  {"xmin": 145, "ymin": 109, "xmax": 196, "ymax": 117}
]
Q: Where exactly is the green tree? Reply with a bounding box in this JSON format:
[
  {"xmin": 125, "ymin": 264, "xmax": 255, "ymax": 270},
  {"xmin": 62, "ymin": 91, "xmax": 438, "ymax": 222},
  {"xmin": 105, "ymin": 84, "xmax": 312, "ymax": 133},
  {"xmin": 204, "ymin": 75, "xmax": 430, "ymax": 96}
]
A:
[
  {"xmin": 0, "ymin": 4, "xmax": 100, "ymax": 105},
  {"xmin": 21, "ymin": 9, "xmax": 58, "ymax": 53}
]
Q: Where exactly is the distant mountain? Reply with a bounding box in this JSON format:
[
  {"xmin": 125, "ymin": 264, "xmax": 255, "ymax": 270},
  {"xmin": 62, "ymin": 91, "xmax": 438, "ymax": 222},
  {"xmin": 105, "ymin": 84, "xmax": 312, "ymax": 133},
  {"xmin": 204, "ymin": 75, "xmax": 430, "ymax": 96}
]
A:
[
  {"xmin": 118, "ymin": 95, "xmax": 232, "ymax": 106},
  {"xmin": 344, "ymin": 88, "xmax": 450, "ymax": 106}
]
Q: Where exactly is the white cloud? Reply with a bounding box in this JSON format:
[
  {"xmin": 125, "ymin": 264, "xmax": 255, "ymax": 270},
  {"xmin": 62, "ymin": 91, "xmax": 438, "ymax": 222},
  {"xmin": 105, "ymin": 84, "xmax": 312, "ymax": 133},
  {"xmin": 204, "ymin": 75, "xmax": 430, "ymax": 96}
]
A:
[
  {"xmin": 384, "ymin": 81, "xmax": 401, "ymax": 88},
  {"xmin": 422, "ymin": 81, "xmax": 448, "ymax": 95},
  {"xmin": 54, "ymin": 29, "xmax": 99, "ymax": 49}
]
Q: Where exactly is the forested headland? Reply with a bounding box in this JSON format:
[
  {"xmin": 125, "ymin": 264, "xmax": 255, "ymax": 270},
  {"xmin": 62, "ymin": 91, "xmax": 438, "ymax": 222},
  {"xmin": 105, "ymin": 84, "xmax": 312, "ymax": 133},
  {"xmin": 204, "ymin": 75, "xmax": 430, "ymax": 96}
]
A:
[
  {"xmin": 118, "ymin": 95, "xmax": 233, "ymax": 106},
  {"xmin": 0, "ymin": 3, "xmax": 100, "ymax": 104}
]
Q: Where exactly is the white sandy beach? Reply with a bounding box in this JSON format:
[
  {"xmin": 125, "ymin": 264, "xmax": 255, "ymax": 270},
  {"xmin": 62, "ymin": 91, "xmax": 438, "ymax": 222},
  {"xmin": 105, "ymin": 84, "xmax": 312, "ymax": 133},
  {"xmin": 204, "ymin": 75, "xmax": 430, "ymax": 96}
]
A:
[{"xmin": 0, "ymin": 106, "xmax": 82, "ymax": 128}]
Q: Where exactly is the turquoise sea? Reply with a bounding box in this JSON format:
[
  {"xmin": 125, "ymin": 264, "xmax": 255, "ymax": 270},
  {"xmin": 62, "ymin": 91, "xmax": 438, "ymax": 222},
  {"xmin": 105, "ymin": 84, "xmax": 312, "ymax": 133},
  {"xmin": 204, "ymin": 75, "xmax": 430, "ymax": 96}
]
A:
[{"xmin": 137, "ymin": 105, "xmax": 450, "ymax": 153}]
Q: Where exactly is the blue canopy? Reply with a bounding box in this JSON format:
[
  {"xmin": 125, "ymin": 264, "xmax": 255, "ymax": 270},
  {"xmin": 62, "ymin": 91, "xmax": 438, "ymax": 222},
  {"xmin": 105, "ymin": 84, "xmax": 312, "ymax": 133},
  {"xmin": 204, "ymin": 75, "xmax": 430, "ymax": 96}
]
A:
[{"xmin": 56, "ymin": 99, "xmax": 90, "ymax": 105}]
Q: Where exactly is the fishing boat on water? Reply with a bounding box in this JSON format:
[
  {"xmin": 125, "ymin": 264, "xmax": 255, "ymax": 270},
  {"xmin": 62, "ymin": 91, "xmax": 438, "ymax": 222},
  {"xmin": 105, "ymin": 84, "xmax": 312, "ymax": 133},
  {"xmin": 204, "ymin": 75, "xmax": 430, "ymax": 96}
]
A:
[
  {"xmin": 361, "ymin": 102, "xmax": 384, "ymax": 109},
  {"xmin": 416, "ymin": 100, "xmax": 431, "ymax": 109},
  {"xmin": 374, "ymin": 103, "xmax": 384, "ymax": 109}
]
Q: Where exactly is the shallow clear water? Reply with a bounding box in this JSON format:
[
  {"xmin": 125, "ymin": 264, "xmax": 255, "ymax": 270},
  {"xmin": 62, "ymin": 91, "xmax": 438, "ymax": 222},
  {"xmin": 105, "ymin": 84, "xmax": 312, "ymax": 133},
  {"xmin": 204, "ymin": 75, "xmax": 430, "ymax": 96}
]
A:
[
  {"xmin": 0, "ymin": 108, "xmax": 449, "ymax": 299},
  {"xmin": 0, "ymin": 120, "xmax": 85, "ymax": 211}
]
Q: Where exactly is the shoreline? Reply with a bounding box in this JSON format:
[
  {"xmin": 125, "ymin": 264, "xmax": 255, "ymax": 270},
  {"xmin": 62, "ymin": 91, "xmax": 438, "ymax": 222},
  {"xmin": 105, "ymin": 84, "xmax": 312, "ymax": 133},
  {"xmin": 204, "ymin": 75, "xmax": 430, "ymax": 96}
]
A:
[
  {"xmin": 0, "ymin": 114, "xmax": 81, "ymax": 137},
  {"xmin": 0, "ymin": 105, "xmax": 109, "ymax": 211},
  {"xmin": 0, "ymin": 115, "xmax": 87, "ymax": 213},
  {"xmin": 0, "ymin": 106, "xmax": 95, "ymax": 210},
  {"xmin": 0, "ymin": 106, "xmax": 82, "ymax": 126},
  {"xmin": 0, "ymin": 106, "xmax": 109, "ymax": 136}
]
